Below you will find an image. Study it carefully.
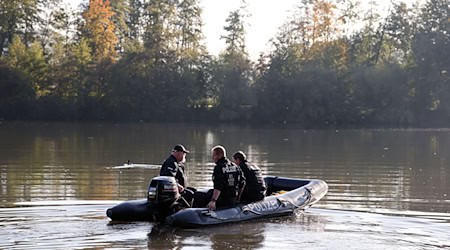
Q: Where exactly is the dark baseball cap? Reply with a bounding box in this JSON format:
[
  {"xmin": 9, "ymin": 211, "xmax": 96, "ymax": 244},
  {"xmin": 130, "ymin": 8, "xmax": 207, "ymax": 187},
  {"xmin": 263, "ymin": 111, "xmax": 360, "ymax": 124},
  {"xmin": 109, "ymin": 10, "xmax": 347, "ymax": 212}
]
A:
[{"xmin": 173, "ymin": 144, "xmax": 190, "ymax": 153}]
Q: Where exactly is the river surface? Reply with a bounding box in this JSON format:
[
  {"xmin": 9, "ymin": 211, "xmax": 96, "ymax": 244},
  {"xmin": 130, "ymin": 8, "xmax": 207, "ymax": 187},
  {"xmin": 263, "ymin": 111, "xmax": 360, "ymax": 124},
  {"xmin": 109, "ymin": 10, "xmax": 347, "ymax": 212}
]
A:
[{"xmin": 0, "ymin": 122, "xmax": 449, "ymax": 249}]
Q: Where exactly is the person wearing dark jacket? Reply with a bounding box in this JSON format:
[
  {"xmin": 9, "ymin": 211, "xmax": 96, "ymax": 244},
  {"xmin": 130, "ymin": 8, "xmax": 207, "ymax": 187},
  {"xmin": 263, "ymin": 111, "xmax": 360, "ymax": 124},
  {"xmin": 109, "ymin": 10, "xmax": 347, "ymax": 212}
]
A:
[
  {"xmin": 207, "ymin": 145, "xmax": 246, "ymax": 210},
  {"xmin": 160, "ymin": 144, "xmax": 190, "ymax": 188},
  {"xmin": 233, "ymin": 151, "xmax": 266, "ymax": 203},
  {"xmin": 160, "ymin": 144, "xmax": 193, "ymax": 206}
]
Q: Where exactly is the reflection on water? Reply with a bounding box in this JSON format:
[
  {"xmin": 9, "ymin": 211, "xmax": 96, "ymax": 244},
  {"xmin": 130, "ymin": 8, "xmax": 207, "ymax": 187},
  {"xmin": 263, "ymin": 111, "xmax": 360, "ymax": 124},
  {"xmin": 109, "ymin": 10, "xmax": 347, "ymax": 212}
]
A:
[
  {"xmin": 0, "ymin": 122, "xmax": 450, "ymax": 248},
  {"xmin": 146, "ymin": 216, "xmax": 266, "ymax": 249},
  {"xmin": 1, "ymin": 204, "xmax": 449, "ymax": 249}
]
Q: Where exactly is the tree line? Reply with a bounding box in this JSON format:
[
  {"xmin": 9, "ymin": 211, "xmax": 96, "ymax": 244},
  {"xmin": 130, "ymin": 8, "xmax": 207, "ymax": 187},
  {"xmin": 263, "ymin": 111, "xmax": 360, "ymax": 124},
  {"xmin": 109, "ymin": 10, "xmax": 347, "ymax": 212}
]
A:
[{"xmin": 0, "ymin": 0, "xmax": 449, "ymax": 127}]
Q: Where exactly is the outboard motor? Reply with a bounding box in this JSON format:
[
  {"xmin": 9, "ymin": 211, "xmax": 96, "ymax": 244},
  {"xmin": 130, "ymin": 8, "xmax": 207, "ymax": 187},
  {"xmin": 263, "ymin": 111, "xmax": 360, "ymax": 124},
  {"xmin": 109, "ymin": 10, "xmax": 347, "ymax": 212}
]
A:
[{"xmin": 147, "ymin": 176, "xmax": 180, "ymax": 222}]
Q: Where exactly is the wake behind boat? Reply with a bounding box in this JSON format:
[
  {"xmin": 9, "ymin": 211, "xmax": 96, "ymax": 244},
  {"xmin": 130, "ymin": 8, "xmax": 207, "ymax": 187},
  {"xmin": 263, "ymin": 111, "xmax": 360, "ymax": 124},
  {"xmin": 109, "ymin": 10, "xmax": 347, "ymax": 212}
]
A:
[
  {"xmin": 112, "ymin": 163, "xmax": 161, "ymax": 169},
  {"xmin": 106, "ymin": 176, "xmax": 328, "ymax": 228}
]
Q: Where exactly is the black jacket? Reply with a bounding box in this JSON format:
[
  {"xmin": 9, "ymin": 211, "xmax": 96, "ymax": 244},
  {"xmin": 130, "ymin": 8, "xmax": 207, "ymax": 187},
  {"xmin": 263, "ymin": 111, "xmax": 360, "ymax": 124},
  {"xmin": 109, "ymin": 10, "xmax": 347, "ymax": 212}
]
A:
[
  {"xmin": 212, "ymin": 157, "xmax": 245, "ymax": 206},
  {"xmin": 160, "ymin": 155, "xmax": 186, "ymax": 187},
  {"xmin": 239, "ymin": 161, "xmax": 266, "ymax": 203}
]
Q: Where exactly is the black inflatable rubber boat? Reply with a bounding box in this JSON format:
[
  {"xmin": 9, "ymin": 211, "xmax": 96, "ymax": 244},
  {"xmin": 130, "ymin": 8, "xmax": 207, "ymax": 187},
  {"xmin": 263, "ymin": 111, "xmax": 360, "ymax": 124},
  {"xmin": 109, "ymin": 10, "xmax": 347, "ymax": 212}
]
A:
[{"xmin": 106, "ymin": 176, "xmax": 328, "ymax": 228}]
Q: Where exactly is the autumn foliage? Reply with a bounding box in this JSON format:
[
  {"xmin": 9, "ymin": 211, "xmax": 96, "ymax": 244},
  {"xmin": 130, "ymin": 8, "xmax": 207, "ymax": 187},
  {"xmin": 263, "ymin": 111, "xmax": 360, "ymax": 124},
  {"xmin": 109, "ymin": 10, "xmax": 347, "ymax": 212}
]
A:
[{"xmin": 83, "ymin": 0, "xmax": 118, "ymax": 62}]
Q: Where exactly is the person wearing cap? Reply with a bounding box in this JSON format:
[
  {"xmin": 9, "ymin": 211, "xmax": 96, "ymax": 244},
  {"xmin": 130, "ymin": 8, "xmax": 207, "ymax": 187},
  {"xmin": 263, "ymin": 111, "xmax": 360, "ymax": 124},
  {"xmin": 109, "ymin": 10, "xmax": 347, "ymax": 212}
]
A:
[
  {"xmin": 233, "ymin": 151, "xmax": 266, "ymax": 203},
  {"xmin": 207, "ymin": 145, "xmax": 246, "ymax": 210},
  {"xmin": 160, "ymin": 144, "xmax": 193, "ymax": 206}
]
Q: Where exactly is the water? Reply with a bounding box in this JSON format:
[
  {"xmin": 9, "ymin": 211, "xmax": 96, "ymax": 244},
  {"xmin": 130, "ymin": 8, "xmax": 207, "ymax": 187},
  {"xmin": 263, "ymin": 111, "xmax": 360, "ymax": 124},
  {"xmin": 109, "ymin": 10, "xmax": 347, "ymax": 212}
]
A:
[{"xmin": 0, "ymin": 122, "xmax": 449, "ymax": 249}]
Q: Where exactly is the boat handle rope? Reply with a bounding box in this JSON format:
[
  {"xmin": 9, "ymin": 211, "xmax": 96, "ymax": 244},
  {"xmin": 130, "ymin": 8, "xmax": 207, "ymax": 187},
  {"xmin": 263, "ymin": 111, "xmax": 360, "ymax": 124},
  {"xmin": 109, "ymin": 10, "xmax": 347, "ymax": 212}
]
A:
[
  {"xmin": 293, "ymin": 187, "xmax": 313, "ymax": 209},
  {"xmin": 279, "ymin": 188, "xmax": 312, "ymax": 210},
  {"xmin": 202, "ymin": 199, "xmax": 288, "ymax": 219},
  {"xmin": 201, "ymin": 209, "xmax": 242, "ymax": 221},
  {"xmin": 300, "ymin": 188, "xmax": 313, "ymax": 209}
]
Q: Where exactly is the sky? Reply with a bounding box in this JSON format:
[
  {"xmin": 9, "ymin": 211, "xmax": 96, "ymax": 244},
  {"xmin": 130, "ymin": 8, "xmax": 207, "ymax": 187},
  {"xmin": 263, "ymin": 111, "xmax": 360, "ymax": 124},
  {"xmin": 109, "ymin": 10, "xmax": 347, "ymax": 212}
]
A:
[
  {"xmin": 200, "ymin": 0, "xmax": 422, "ymax": 59},
  {"xmin": 200, "ymin": 0, "xmax": 299, "ymax": 59},
  {"xmin": 65, "ymin": 0, "xmax": 421, "ymax": 60}
]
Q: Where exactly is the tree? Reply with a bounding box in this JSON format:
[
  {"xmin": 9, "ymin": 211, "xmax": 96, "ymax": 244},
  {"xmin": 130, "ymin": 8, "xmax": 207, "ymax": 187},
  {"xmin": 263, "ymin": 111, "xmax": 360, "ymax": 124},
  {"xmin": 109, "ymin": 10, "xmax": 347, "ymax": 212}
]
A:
[
  {"xmin": 221, "ymin": 7, "xmax": 247, "ymax": 57},
  {"xmin": 4, "ymin": 36, "xmax": 48, "ymax": 96},
  {"xmin": 351, "ymin": 64, "xmax": 413, "ymax": 125},
  {"xmin": 142, "ymin": 0, "xmax": 177, "ymax": 63},
  {"xmin": 110, "ymin": 0, "xmax": 130, "ymax": 54},
  {"xmin": 311, "ymin": 0, "xmax": 339, "ymax": 43},
  {"xmin": 0, "ymin": 62, "xmax": 36, "ymax": 119},
  {"xmin": 384, "ymin": 2, "xmax": 416, "ymax": 66},
  {"xmin": 0, "ymin": 0, "xmax": 41, "ymax": 55},
  {"xmin": 82, "ymin": 0, "xmax": 118, "ymax": 62},
  {"xmin": 175, "ymin": 0, "xmax": 205, "ymax": 69},
  {"xmin": 37, "ymin": 0, "xmax": 64, "ymax": 54},
  {"xmin": 349, "ymin": 0, "xmax": 382, "ymax": 66},
  {"xmin": 211, "ymin": 5, "xmax": 253, "ymax": 121},
  {"xmin": 127, "ymin": 0, "xmax": 143, "ymax": 41},
  {"xmin": 410, "ymin": 0, "xmax": 450, "ymax": 123},
  {"xmin": 53, "ymin": 38, "xmax": 92, "ymax": 100}
]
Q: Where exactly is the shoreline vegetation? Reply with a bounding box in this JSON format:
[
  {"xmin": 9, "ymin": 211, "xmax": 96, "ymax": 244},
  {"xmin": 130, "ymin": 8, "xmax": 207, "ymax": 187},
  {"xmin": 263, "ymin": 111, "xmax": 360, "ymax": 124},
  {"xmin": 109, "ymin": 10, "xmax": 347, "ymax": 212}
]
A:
[{"xmin": 1, "ymin": 0, "xmax": 449, "ymax": 128}]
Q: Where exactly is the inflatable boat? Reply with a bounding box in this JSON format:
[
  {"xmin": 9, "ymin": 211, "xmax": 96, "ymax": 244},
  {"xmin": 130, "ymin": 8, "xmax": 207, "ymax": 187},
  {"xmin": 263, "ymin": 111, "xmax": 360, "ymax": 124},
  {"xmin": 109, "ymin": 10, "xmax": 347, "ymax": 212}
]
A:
[{"xmin": 106, "ymin": 176, "xmax": 328, "ymax": 228}]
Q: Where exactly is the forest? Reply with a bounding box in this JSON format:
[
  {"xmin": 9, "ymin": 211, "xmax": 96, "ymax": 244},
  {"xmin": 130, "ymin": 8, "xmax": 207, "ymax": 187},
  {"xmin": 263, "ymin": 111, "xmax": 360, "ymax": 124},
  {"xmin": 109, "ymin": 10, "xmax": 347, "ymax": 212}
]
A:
[{"xmin": 0, "ymin": 0, "xmax": 449, "ymax": 127}]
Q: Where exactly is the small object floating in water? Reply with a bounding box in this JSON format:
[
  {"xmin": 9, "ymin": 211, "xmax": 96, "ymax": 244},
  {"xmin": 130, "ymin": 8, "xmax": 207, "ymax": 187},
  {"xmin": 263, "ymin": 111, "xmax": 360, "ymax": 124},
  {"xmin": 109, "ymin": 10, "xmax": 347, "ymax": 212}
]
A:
[{"xmin": 113, "ymin": 162, "xmax": 161, "ymax": 169}]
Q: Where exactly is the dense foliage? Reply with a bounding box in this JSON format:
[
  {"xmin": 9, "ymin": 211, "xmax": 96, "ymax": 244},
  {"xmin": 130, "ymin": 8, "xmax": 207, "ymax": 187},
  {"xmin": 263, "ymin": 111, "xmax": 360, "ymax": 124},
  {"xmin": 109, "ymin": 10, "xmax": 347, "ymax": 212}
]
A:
[{"xmin": 0, "ymin": 0, "xmax": 449, "ymax": 127}]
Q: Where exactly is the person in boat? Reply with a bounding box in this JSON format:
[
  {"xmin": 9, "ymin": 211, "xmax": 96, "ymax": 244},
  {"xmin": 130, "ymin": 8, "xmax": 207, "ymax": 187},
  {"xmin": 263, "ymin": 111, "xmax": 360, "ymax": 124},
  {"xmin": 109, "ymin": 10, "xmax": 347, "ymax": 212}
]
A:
[
  {"xmin": 160, "ymin": 144, "xmax": 194, "ymax": 206},
  {"xmin": 232, "ymin": 151, "xmax": 266, "ymax": 203},
  {"xmin": 207, "ymin": 145, "xmax": 246, "ymax": 210}
]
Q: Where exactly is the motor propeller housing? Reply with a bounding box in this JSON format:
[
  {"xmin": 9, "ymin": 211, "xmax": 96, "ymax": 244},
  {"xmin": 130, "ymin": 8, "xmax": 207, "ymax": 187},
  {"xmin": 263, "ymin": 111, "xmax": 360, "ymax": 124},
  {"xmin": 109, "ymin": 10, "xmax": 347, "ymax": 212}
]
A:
[{"xmin": 147, "ymin": 176, "xmax": 180, "ymax": 221}]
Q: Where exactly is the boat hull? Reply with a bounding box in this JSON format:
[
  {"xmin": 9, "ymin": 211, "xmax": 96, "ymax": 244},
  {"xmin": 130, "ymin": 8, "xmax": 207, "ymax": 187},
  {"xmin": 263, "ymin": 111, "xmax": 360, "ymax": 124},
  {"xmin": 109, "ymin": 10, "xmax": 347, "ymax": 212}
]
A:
[
  {"xmin": 106, "ymin": 176, "xmax": 328, "ymax": 227},
  {"xmin": 167, "ymin": 177, "xmax": 328, "ymax": 228},
  {"xmin": 106, "ymin": 198, "xmax": 152, "ymax": 221}
]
